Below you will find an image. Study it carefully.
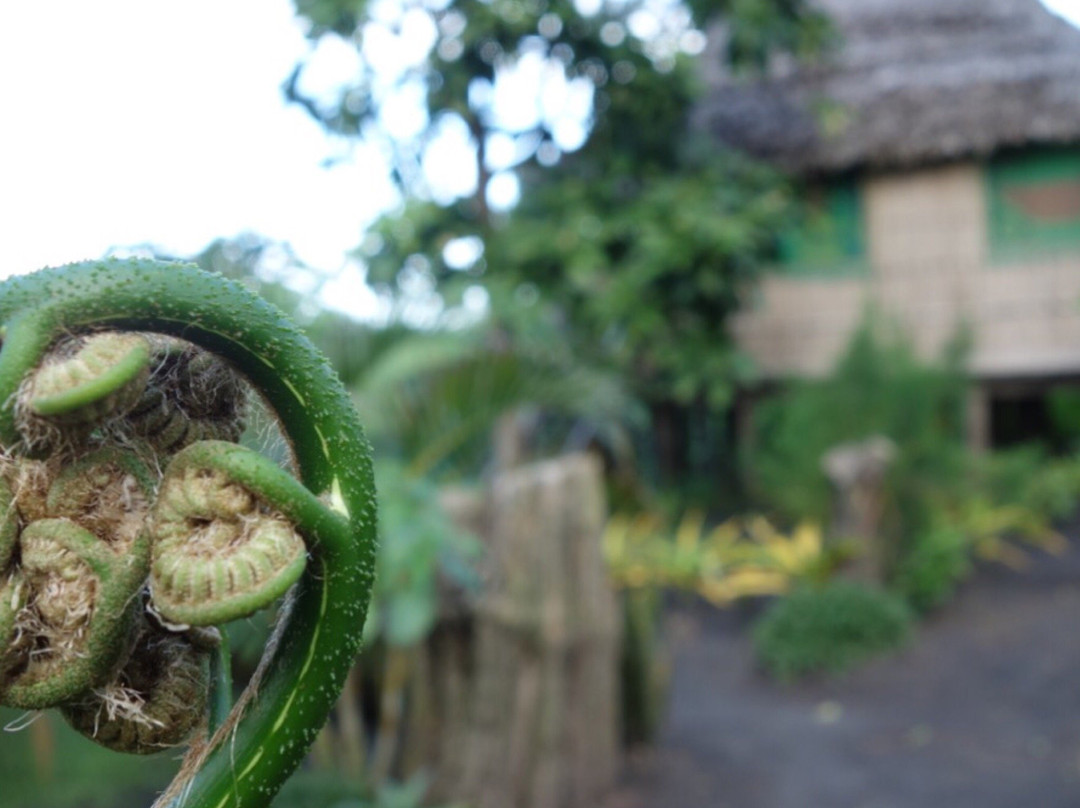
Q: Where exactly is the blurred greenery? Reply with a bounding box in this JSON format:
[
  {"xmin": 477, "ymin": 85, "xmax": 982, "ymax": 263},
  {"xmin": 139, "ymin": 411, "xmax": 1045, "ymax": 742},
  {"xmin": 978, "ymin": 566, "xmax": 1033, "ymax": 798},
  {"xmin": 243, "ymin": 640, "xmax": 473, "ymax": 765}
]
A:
[
  {"xmin": 354, "ymin": 326, "xmax": 642, "ymax": 479},
  {"xmin": 979, "ymin": 446, "xmax": 1080, "ymax": 520},
  {"xmin": 752, "ymin": 581, "xmax": 913, "ymax": 681},
  {"xmin": 746, "ymin": 318, "xmax": 1080, "ymax": 621},
  {"xmin": 0, "ymin": 710, "xmax": 178, "ymax": 808},
  {"xmin": 604, "ymin": 511, "xmax": 841, "ymax": 604},
  {"xmin": 365, "ymin": 461, "xmax": 480, "ymax": 648},
  {"xmin": 482, "ymin": 151, "xmax": 790, "ymax": 409},
  {"xmin": 746, "ymin": 316, "xmax": 970, "ymax": 537},
  {"xmin": 286, "ymin": 0, "xmax": 832, "ymax": 490},
  {"xmin": 270, "ymin": 771, "xmax": 455, "ymax": 808},
  {"xmin": 1048, "ymin": 386, "xmax": 1080, "ymax": 451},
  {"xmin": 891, "ymin": 447, "xmax": 1080, "ymax": 614},
  {"xmin": 891, "ymin": 525, "xmax": 972, "ymax": 615}
]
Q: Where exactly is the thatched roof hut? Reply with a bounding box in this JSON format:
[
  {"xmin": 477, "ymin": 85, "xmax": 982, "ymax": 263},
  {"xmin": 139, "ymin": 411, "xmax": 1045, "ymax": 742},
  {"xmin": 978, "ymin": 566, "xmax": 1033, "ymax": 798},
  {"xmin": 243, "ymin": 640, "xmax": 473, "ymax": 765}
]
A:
[
  {"xmin": 702, "ymin": 0, "xmax": 1080, "ymax": 448},
  {"xmin": 695, "ymin": 0, "xmax": 1080, "ymax": 174}
]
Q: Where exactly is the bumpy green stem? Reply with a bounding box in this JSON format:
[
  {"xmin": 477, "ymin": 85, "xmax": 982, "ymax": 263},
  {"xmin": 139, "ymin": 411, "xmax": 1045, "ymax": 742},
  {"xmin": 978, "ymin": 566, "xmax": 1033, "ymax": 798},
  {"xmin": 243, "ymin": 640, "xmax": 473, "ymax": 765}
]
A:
[
  {"xmin": 208, "ymin": 632, "xmax": 233, "ymax": 734},
  {"xmin": 0, "ymin": 259, "xmax": 377, "ymax": 808}
]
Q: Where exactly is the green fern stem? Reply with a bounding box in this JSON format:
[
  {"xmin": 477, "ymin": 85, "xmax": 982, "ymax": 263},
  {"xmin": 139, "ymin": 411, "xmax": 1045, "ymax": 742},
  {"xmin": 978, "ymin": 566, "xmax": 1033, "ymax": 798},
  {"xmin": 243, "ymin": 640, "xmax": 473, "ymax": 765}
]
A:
[{"xmin": 0, "ymin": 259, "xmax": 377, "ymax": 808}]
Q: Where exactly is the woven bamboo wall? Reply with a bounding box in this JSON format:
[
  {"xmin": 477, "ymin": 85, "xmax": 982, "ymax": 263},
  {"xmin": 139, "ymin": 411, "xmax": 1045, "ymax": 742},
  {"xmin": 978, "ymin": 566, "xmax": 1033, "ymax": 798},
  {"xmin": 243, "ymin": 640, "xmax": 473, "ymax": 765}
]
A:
[{"xmin": 734, "ymin": 162, "xmax": 1080, "ymax": 380}]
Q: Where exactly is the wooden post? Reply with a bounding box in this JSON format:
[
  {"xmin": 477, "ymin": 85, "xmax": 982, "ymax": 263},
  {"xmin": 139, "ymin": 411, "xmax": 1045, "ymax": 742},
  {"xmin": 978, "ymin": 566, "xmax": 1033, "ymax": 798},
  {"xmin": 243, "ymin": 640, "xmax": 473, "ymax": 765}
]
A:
[
  {"xmin": 822, "ymin": 436, "xmax": 897, "ymax": 582},
  {"xmin": 967, "ymin": 383, "xmax": 991, "ymax": 453},
  {"xmin": 417, "ymin": 454, "xmax": 621, "ymax": 808}
]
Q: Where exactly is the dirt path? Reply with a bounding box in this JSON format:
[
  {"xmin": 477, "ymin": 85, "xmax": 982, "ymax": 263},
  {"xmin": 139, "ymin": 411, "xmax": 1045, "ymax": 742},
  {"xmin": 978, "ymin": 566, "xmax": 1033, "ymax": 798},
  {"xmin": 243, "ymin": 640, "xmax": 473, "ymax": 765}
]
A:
[{"xmin": 607, "ymin": 530, "xmax": 1080, "ymax": 808}]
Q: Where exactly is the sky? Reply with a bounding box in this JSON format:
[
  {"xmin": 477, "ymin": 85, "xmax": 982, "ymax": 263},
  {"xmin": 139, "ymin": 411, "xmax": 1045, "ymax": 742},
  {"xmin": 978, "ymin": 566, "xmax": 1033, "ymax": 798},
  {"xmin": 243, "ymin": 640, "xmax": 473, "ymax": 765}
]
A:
[
  {"xmin": 0, "ymin": 0, "xmax": 395, "ymax": 315},
  {"xmin": 1044, "ymin": 0, "xmax": 1080, "ymax": 23},
  {"xmin": 2, "ymin": 0, "xmax": 1080, "ymax": 317}
]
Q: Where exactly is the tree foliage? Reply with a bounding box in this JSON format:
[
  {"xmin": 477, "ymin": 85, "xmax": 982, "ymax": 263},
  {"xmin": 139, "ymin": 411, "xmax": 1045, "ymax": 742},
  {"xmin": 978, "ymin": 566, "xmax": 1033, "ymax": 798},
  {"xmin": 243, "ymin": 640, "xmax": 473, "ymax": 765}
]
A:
[{"xmin": 288, "ymin": 0, "xmax": 828, "ymax": 409}]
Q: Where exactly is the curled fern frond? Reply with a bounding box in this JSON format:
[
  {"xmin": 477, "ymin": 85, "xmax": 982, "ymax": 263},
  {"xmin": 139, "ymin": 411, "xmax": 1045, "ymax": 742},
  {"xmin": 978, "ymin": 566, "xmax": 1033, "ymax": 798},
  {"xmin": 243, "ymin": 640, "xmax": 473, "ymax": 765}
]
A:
[
  {"xmin": 46, "ymin": 448, "xmax": 156, "ymax": 550},
  {"xmin": 124, "ymin": 339, "xmax": 247, "ymax": 454},
  {"xmin": 149, "ymin": 442, "xmax": 308, "ymax": 626},
  {"xmin": 23, "ymin": 332, "xmax": 150, "ymax": 427},
  {"xmin": 0, "ymin": 569, "xmax": 26, "ymax": 671},
  {"xmin": 0, "ymin": 477, "xmax": 17, "ymax": 570},
  {"xmin": 62, "ymin": 619, "xmax": 212, "ymax": 754},
  {"xmin": 1, "ymin": 517, "xmax": 149, "ymax": 709},
  {"xmin": 0, "ymin": 259, "xmax": 377, "ymax": 808}
]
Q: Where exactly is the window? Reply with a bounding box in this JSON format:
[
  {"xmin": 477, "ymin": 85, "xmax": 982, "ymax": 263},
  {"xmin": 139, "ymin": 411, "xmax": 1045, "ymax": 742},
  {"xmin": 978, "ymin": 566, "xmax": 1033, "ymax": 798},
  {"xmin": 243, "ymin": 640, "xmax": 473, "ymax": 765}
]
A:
[
  {"xmin": 986, "ymin": 147, "xmax": 1080, "ymax": 261},
  {"xmin": 776, "ymin": 178, "xmax": 867, "ymax": 277}
]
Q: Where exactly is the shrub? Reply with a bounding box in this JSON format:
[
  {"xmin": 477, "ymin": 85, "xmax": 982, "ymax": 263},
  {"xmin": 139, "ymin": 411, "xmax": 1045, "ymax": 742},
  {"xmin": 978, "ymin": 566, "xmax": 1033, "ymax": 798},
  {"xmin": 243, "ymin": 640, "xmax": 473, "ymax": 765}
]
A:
[
  {"xmin": 1022, "ymin": 457, "xmax": 1080, "ymax": 519},
  {"xmin": 753, "ymin": 581, "xmax": 912, "ymax": 681},
  {"xmin": 1048, "ymin": 387, "xmax": 1080, "ymax": 451},
  {"xmin": 745, "ymin": 318, "xmax": 969, "ymax": 538},
  {"xmin": 892, "ymin": 526, "xmax": 972, "ymax": 614},
  {"xmin": 978, "ymin": 447, "xmax": 1080, "ymax": 520}
]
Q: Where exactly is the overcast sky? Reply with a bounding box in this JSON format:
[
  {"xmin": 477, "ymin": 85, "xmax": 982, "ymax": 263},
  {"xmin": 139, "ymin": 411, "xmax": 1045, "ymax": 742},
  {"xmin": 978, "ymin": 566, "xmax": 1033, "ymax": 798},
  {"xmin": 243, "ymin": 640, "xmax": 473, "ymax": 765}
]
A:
[
  {"xmin": 0, "ymin": 0, "xmax": 395, "ymax": 314},
  {"xmin": 2, "ymin": 0, "xmax": 1079, "ymax": 317}
]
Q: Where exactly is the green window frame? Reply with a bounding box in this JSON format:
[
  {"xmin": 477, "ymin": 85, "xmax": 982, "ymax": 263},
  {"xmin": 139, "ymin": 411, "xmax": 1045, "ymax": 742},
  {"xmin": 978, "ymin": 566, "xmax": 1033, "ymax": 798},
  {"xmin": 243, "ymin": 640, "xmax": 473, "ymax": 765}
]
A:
[
  {"xmin": 776, "ymin": 177, "xmax": 867, "ymax": 277},
  {"xmin": 986, "ymin": 147, "xmax": 1080, "ymax": 262}
]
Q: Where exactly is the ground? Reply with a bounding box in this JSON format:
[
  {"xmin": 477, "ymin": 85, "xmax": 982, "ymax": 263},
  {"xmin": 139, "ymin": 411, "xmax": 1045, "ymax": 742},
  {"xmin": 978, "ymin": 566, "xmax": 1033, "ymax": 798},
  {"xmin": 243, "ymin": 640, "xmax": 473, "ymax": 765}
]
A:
[{"xmin": 606, "ymin": 525, "xmax": 1080, "ymax": 808}]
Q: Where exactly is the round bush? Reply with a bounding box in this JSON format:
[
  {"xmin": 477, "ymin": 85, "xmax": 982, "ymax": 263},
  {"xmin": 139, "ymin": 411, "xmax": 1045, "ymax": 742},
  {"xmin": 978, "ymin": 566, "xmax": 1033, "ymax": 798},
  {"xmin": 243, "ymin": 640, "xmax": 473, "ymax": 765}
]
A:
[{"xmin": 753, "ymin": 581, "xmax": 912, "ymax": 681}]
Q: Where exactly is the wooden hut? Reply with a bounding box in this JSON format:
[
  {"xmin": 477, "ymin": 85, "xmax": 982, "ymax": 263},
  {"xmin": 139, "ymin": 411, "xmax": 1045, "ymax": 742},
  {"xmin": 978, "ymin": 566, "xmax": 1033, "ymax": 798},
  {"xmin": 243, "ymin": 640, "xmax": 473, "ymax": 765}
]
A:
[{"xmin": 696, "ymin": 0, "xmax": 1080, "ymax": 447}]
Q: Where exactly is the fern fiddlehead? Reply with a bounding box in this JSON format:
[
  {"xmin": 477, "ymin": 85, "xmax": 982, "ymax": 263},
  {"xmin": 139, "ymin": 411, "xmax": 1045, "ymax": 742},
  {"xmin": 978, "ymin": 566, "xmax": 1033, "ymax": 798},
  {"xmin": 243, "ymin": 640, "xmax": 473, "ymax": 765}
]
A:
[
  {"xmin": 61, "ymin": 616, "xmax": 213, "ymax": 755},
  {"xmin": 2, "ymin": 516, "xmax": 150, "ymax": 709},
  {"xmin": 148, "ymin": 441, "xmax": 310, "ymax": 627},
  {"xmin": 23, "ymin": 332, "xmax": 151, "ymax": 427},
  {"xmin": 0, "ymin": 259, "xmax": 377, "ymax": 808}
]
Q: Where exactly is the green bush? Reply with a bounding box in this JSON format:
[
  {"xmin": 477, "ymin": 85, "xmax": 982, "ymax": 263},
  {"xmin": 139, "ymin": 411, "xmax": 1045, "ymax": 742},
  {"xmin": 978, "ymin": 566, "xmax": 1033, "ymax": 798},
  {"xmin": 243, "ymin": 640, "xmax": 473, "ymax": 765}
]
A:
[
  {"xmin": 1022, "ymin": 458, "xmax": 1080, "ymax": 519},
  {"xmin": 753, "ymin": 581, "xmax": 912, "ymax": 681},
  {"xmin": 1048, "ymin": 386, "xmax": 1080, "ymax": 451},
  {"xmin": 746, "ymin": 318, "xmax": 969, "ymax": 537},
  {"xmin": 977, "ymin": 446, "xmax": 1048, "ymax": 504},
  {"xmin": 960, "ymin": 446, "xmax": 1080, "ymax": 528},
  {"xmin": 892, "ymin": 526, "xmax": 972, "ymax": 614},
  {"xmin": 743, "ymin": 316, "xmax": 1080, "ymax": 620},
  {"xmin": 367, "ymin": 461, "xmax": 481, "ymax": 649}
]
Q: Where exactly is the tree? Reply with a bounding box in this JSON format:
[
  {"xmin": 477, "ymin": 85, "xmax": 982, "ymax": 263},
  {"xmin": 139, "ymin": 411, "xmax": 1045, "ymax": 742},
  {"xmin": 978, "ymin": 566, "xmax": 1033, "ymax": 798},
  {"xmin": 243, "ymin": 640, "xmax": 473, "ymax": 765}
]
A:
[{"xmin": 287, "ymin": 0, "xmax": 828, "ymax": 481}]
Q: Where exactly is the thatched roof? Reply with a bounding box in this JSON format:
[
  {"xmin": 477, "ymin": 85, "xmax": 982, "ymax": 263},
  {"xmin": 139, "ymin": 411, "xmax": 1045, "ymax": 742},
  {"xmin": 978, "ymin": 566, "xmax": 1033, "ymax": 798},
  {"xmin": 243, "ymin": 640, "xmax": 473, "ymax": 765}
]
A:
[{"xmin": 695, "ymin": 0, "xmax": 1080, "ymax": 174}]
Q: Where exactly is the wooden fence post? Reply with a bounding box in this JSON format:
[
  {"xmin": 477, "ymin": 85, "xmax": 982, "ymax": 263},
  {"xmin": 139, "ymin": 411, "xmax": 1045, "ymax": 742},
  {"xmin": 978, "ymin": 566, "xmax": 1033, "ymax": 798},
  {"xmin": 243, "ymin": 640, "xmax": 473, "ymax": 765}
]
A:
[{"xmin": 421, "ymin": 453, "xmax": 621, "ymax": 808}]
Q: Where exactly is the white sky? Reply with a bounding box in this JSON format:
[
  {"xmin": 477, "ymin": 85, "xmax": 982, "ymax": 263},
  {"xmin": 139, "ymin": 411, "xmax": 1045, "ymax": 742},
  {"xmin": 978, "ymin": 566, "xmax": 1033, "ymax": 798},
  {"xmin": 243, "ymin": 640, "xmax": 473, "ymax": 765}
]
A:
[
  {"xmin": 0, "ymin": 0, "xmax": 396, "ymax": 315},
  {"xmin": 1, "ymin": 0, "xmax": 1079, "ymax": 317}
]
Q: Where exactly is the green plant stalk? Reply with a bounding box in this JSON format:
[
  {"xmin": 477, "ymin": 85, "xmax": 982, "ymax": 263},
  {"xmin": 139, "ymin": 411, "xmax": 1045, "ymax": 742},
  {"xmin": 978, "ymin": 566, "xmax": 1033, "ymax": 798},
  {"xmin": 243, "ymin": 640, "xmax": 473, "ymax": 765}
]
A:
[
  {"xmin": 0, "ymin": 259, "xmax": 377, "ymax": 808},
  {"xmin": 208, "ymin": 632, "xmax": 233, "ymax": 735},
  {"xmin": 30, "ymin": 715, "xmax": 55, "ymax": 785}
]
